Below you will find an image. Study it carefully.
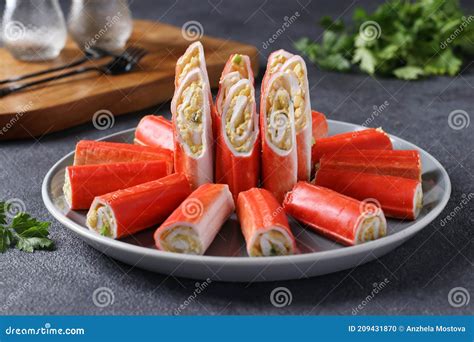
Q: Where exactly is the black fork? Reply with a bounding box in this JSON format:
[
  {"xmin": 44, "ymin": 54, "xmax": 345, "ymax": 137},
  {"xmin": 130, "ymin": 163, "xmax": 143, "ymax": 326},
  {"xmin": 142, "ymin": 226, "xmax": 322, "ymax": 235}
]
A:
[
  {"xmin": 0, "ymin": 48, "xmax": 147, "ymax": 97},
  {"xmin": 0, "ymin": 46, "xmax": 146, "ymax": 85}
]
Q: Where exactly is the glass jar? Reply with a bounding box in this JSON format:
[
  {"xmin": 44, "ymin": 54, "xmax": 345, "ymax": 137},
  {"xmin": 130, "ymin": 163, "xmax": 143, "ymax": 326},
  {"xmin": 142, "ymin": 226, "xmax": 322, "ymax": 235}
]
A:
[
  {"xmin": 68, "ymin": 0, "xmax": 133, "ymax": 53},
  {"xmin": 2, "ymin": 0, "xmax": 67, "ymax": 61}
]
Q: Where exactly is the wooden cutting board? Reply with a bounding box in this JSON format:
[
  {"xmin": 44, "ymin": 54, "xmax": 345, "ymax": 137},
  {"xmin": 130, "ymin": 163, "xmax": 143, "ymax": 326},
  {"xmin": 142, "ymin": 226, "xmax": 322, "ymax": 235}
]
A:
[{"xmin": 0, "ymin": 20, "xmax": 259, "ymax": 140}]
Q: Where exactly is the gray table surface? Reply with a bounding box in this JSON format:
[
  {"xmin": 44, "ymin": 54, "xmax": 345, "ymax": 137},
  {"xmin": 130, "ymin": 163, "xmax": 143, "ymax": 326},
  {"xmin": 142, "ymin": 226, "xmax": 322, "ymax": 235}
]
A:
[{"xmin": 0, "ymin": 0, "xmax": 473, "ymax": 315}]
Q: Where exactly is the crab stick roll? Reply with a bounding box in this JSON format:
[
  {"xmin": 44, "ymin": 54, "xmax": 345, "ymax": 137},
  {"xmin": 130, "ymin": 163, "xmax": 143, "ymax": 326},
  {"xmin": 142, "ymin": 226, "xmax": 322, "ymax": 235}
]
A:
[
  {"xmin": 318, "ymin": 149, "xmax": 421, "ymax": 180},
  {"xmin": 216, "ymin": 54, "xmax": 255, "ymax": 115},
  {"xmin": 312, "ymin": 110, "xmax": 329, "ymax": 140},
  {"xmin": 262, "ymin": 49, "xmax": 295, "ymax": 89},
  {"xmin": 86, "ymin": 173, "xmax": 192, "ymax": 239},
  {"xmin": 134, "ymin": 115, "xmax": 173, "ymax": 151},
  {"xmin": 281, "ymin": 55, "xmax": 312, "ymax": 181},
  {"xmin": 260, "ymin": 70, "xmax": 298, "ymax": 203},
  {"xmin": 237, "ymin": 188, "xmax": 296, "ymax": 257},
  {"xmin": 171, "ymin": 68, "xmax": 214, "ymax": 189},
  {"xmin": 315, "ymin": 169, "xmax": 423, "ymax": 220},
  {"xmin": 284, "ymin": 182, "xmax": 387, "ymax": 246},
  {"xmin": 64, "ymin": 161, "xmax": 170, "ymax": 210},
  {"xmin": 215, "ymin": 78, "xmax": 260, "ymax": 201},
  {"xmin": 154, "ymin": 183, "xmax": 234, "ymax": 255},
  {"xmin": 74, "ymin": 140, "xmax": 173, "ymax": 173},
  {"xmin": 311, "ymin": 128, "xmax": 393, "ymax": 164},
  {"xmin": 175, "ymin": 41, "xmax": 210, "ymax": 89}
]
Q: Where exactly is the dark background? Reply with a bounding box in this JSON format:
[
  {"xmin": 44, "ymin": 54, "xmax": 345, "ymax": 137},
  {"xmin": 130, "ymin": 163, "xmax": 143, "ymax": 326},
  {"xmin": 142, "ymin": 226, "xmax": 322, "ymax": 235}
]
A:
[{"xmin": 0, "ymin": 0, "xmax": 473, "ymax": 315}]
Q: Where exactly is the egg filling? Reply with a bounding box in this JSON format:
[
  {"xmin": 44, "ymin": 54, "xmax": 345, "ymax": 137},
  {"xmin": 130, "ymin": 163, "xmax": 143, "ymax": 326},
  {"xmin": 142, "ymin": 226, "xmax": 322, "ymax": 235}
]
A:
[
  {"xmin": 229, "ymin": 54, "xmax": 248, "ymax": 78},
  {"xmin": 225, "ymin": 84, "xmax": 254, "ymax": 153},
  {"xmin": 284, "ymin": 62, "xmax": 307, "ymax": 131},
  {"xmin": 219, "ymin": 71, "xmax": 243, "ymax": 111},
  {"xmin": 177, "ymin": 48, "xmax": 200, "ymax": 82},
  {"xmin": 160, "ymin": 226, "xmax": 202, "ymax": 254},
  {"xmin": 355, "ymin": 215, "xmax": 386, "ymax": 244},
  {"xmin": 413, "ymin": 183, "xmax": 423, "ymax": 218},
  {"xmin": 87, "ymin": 205, "xmax": 115, "ymax": 238},
  {"xmin": 176, "ymin": 80, "xmax": 204, "ymax": 156},
  {"xmin": 266, "ymin": 81, "xmax": 293, "ymax": 150},
  {"xmin": 63, "ymin": 170, "xmax": 72, "ymax": 206},
  {"xmin": 269, "ymin": 54, "xmax": 288, "ymax": 74},
  {"xmin": 250, "ymin": 229, "xmax": 293, "ymax": 257}
]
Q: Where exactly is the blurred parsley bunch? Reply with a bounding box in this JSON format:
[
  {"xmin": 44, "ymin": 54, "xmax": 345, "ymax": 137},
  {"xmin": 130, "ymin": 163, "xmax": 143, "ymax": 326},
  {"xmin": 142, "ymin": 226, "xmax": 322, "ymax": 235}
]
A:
[{"xmin": 295, "ymin": 0, "xmax": 474, "ymax": 80}]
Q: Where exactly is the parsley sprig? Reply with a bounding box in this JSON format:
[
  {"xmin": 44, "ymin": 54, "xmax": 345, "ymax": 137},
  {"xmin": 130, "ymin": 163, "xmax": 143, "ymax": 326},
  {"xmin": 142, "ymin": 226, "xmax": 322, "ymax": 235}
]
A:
[
  {"xmin": 0, "ymin": 202, "xmax": 54, "ymax": 253},
  {"xmin": 296, "ymin": 0, "xmax": 474, "ymax": 80}
]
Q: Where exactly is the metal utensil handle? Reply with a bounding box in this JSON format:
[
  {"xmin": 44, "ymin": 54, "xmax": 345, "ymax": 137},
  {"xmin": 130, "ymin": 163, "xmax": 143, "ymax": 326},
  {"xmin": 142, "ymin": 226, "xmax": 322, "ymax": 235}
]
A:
[
  {"xmin": 0, "ymin": 67, "xmax": 98, "ymax": 97},
  {"xmin": 0, "ymin": 56, "xmax": 92, "ymax": 85}
]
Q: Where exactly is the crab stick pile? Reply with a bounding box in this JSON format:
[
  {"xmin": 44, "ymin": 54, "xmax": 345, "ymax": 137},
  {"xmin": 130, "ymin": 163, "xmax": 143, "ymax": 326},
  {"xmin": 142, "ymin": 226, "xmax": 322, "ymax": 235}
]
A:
[{"xmin": 63, "ymin": 41, "xmax": 426, "ymax": 257}]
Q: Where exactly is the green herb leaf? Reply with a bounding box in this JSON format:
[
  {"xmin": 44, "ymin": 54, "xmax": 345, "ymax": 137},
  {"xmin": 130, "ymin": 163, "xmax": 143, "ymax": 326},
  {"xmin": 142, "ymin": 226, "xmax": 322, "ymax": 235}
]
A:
[
  {"xmin": 296, "ymin": 0, "xmax": 473, "ymax": 80},
  {"xmin": 0, "ymin": 203, "xmax": 54, "ymax": 253}
]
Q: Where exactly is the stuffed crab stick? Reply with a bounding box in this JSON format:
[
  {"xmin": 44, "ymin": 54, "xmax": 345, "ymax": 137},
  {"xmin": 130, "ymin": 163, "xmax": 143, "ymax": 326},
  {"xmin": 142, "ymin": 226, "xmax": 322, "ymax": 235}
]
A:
[
  {"xmin": 260, "ymin": 70, "xmax": 298, "ymax": 203},
  {"xmin": 283, "ymin": 182, "xmax": 387, "ymax": 246},
  {"xmin": 134, "ymin": 115, "xmax": 174, "ymax": 151},
  {"xmin": 280, "ymin": 55, "xmax": 312, "ymax": 181},
  {"xmin": 315, "ymin": 169, "xmax": 423, "ymax": 220},
  {"xmin": 318, "ymin": 149, "xmax": 421, "ymax": 180},
  {"xmin": 215, "ymin": 78, "xmax": 260, "ymax": 201},
  {"xmin": 86, "ymin": 173, "xmax": 192, "ymax": 239},
  {"xmin": 74, "ymin": 140, "xmax": 173, "ymax": 173},
  {"xmin": 237, "ymin": 188, "xmax": 296, "ymax": 257},
  {"xmin": 311, "ymin": 128, "xmax": 393, "ymax": 164},
  {"xmin": 64, "ymin": 161, "xmax": 170, "ymax": 210},
  {"xmin": 262, "ymin": 49, "xmax": 295, "ymax": 89},
  {"xmin": 154, "ymin": 183, "xmax": 234, "ymax": 255},
  {"xmin": 312, "ymin": 110, "xmax": 329, "ymax": 140},
  {"xmin": 171, "ymin": 68, "xmax": 214, "ymax": 189}
]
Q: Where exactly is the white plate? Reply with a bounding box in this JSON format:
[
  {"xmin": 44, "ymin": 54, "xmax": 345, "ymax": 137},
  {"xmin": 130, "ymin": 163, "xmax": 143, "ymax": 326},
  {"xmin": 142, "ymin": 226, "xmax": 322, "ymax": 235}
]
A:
[{"xmin": 42, "ymin": 120, "xmax": 451, "ymax": 282}]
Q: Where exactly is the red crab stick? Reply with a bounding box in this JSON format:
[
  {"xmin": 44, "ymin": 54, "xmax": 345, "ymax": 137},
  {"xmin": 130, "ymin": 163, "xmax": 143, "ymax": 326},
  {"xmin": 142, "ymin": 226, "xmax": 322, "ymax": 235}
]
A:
[
  {"xmin": 319, "ymin": 149, "xmax": 421, "ymax": 180},
  {"xmin": 283, "ymin": 182, "xmax": 387, "ymax": 246},
  {"xmin": 214, "ymin": 54, "xmax": 255, "ymax": 138},
  {"xmin": 260, "ymin": 70, "xmax": 298, "ymax": 203},
  {"xmin": 86, "ymin": 173, "xmax": 192, "ymax": 239},
  {"xmin": 74, "ymin": 140, "xmax": 173, "ymax": 173},
  {"xmin": 215, "ymin": 78, "xmax": 260, "ymax": 201},
  {"xmin": 134, "ymin": 115, "xmax": 174, "ymax": 151},
  {"xmin": 312, "ymin": 110, "xmax": 329, "ymax": 140},
  {"xmin": 237, "ymin": 188, "xmax": 296, "ymax": 257},
  {"xmin": 315, "ymin": 169, "xmax": 423, "ymax": 220},
  {"xmin": 311, "ymin": 128, "xmax": 393, "ymax": 164},
  {"xmin": 171, "ymin": 68, "xmax": 214, "ymax": 189},
  {"xmin": 154, "ymin": 183, "xmax": 234, "ymax": 255},
  {"xmin": 64, "ymin": 161, "xmax": 170, "ymax": 210}
]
